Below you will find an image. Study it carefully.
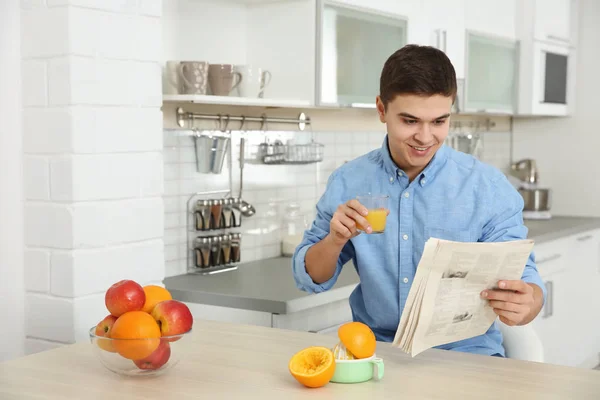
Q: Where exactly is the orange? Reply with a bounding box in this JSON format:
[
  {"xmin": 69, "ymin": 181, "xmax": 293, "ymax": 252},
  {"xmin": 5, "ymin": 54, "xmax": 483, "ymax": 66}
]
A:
[
  {"xmin": 288, "ymin": 346, "xmax": 336, "ymax": 388},
  {"xmin": 338, "ymin": 322, "xmax": 376, "ymax": 359},
  {"xmin": 110, "ymin": 311, "xmax": 161, "ymax": 360},
  {"xmin": 142, "ymin": 285, "xmax": 172, "ymax": 314}
]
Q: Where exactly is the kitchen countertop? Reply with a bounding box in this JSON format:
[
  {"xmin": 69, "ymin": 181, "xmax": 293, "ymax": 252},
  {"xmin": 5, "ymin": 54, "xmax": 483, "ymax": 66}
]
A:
[
  {"xmin": 165, "ymin": 215, "xmax": 600, "ymax": 314},
  {"xmin": 1, "ymin": 319, "xmax": 599, "ymax": 399},
  {"xmin": 524, "ymin": 215, "xmax": 600, "ymax": 243},
  {"xmin": 165, "ymin": 256, "xmax": 359, "ymax": 315}
]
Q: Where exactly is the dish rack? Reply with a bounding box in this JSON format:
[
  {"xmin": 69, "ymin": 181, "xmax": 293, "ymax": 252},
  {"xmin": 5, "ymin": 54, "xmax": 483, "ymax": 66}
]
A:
[{"xmin": 245, "ymin": 141, "xmax": 324, "ymax": 165}]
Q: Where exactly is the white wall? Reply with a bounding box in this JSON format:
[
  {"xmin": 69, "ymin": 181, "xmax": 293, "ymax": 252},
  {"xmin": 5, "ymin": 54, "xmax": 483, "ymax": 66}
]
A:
[
  {"xmin": 0, "ymin": 0, "xmax": 25, "ymax": 362},
  {"xmin": 20, "ymin": 0, "xmax": 165, "ymax": 354},
  {"xmin": 512, "ymin": 0, "xmax": 600, "ymax": 217}
]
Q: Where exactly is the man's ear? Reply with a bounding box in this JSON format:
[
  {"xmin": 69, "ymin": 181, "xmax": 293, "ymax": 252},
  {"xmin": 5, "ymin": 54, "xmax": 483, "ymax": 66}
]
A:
[{"xmin": 376, "ymin": 96, "xmax": 386, "ymax": 123}]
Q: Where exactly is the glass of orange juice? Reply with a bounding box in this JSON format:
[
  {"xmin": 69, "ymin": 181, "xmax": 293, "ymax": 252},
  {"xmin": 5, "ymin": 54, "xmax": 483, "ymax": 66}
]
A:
[{"xmin": 356, "ymin": 194, "xmax": 389, "ymax": 234}]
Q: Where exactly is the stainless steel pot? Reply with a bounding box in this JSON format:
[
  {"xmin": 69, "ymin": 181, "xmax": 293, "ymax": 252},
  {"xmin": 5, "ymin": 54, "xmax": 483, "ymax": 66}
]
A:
[{"xmin": 518, "ymin": 188, "xmax": 551, "ymax": 211}]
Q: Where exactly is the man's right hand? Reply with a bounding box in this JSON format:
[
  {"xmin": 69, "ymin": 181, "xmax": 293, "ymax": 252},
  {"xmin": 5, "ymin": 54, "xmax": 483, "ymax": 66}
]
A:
[{"xmin": 328, "ymin": 199, "xmax": 371, "ymax": 246}]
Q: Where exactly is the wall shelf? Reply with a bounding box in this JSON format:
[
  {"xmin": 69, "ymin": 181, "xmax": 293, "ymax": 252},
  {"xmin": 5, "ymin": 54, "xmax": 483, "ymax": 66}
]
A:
[{"xmin": 163, "ymin": 95, "xmax": 312, "ymax": 109}]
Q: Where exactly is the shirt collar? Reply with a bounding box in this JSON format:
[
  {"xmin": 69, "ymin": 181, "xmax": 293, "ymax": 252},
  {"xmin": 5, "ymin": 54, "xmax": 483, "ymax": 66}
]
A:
[{"xmin": 378, "ymin": 135, "xmax": 449, "ymax": 184}]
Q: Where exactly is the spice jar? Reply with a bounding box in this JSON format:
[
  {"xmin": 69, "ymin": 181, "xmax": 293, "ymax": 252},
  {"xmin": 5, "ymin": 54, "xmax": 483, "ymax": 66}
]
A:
[
  {"xmin": 211, "ymin": 199, "xmax": 223, "ymax": 229},
  {"xmin": 210, "ymin": 236, "xmax": 222, "ymax": 266},
  {"xmin": 195, "ymin": 199, "xmax": 212, "ymax": 231},
  {"xmin": 222, "ymin": 198, "xmax": 233, "ymax": 229},
  {"xmin": 220, "ymin": 234, "xmax": 232, "ymax": 265},
  {"xmin": 194, "ymin": 237, "xmax": 211, "ymax": 268},
  {"xmin": 231, "ymin": 198, "xmax": 242, "ymax": 228},
  {"xmin": 230, "ymin": 233, "xmax": 241, "ymax": 263}
]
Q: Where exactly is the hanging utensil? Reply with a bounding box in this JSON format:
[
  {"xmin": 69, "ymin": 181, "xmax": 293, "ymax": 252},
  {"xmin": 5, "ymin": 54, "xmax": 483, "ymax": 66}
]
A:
[{"xmin": 237, "ymin": 136, "xmax": 256, "ymax": 217}]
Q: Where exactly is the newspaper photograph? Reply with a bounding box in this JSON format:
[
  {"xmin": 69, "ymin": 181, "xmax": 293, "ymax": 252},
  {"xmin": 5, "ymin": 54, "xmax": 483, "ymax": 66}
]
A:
[{"xmin": 392, "ymin": 238, "xmax": 535, "ymax": 357}]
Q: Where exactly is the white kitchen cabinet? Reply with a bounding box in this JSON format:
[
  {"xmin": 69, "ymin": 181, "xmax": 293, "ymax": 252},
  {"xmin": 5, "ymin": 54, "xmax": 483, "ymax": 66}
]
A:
[
  {"xmin": 565, "ymin": 230, "xmax": 600, "ymax": 368},
  {"xmin": 464, "ymin": 0, "xmax": 517, "ymax": 40},
  {"xmin": 272, "ymin": 298, "xmax": 352, "ymax": 333},
  {"xmin": 533, "ymin": 0, "xmax": 573, "ymax": 46},
  {"xmin": 315, "ymin": 0, "xmax": 408, "ymax": 107},
  {"xmin": 421, "ymin": 0, "xmax": 466, "ymax": 79},
  {"xmin": 183, "ymin": 302, "xmax": 273, "ymax": 328},
  {"xmin": 463, "ymin": 32, "xmax": 518, "ymax": 114},
  {"xmin": 515, "ymin": 0, "xmax": 578, "ymax": 116},
  {"xmin": 530, "ymin": 230, "xmax": 600, "ymax": 368}
]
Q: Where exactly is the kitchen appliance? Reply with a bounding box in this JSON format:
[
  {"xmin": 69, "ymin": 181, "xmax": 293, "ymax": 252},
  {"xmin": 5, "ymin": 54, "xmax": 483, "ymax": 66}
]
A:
[
  {"xmin": 510, "ymin": 159, "xmax": 552, "ymax": 218},
  {"xmin": 511, "ymin": 159, "xmax": 539, "ymax": 184}
]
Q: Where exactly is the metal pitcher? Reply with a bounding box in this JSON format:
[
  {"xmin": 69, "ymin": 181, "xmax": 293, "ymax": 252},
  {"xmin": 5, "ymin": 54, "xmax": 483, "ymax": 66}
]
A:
[{"xmin": 193, "ymin": 131, "xmax": 230, "ymax": 174}]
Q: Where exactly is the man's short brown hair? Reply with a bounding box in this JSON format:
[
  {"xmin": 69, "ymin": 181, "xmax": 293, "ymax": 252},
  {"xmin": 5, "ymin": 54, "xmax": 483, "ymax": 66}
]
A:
[{"xmin": 379, "ymin": 44, "xmax": 457, "ymax": 108}]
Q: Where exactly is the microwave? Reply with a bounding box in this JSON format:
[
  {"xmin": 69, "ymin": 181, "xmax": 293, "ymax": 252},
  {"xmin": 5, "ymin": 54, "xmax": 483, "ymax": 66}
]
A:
[{"xmin": 518, "ymin": 40, "xmax": 575, "ymax": 116}]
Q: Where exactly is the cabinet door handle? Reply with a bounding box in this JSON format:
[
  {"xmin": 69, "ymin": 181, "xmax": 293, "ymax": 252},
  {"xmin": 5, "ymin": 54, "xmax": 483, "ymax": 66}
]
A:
[
  {"xmin": 577, "ymin": 234, "xmax": 593, "ymax": 242},
  {"xmin": 536, "ymin": 253, "xmax": 561, "ymax": 264},
  {"xmin": 542, "ymin": 281, "xmax": 553, "ymax": 318},
  {"xmin": 435, "ymin": 29, "xmax": 441, "ymax": 49},
  {"xmin": 547, "ymin": 34, "xmax": 570, "ymax": 43},
  {"xmin": 442, "ymin": 29, "xmax": 447, "ymax": 53}
]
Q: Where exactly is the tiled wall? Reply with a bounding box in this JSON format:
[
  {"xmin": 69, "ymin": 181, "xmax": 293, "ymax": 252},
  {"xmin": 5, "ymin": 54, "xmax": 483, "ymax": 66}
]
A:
[
  {"xmin": 21, "ymin": 0, "xmax": 164, "ymax": 354},
  {"xmin": 163, "ymin": 128, "xmax": 511, "ymax": 277}
]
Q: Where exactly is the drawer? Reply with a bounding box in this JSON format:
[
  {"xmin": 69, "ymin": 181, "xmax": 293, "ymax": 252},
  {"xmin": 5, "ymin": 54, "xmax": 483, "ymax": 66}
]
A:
[
  {"xmin": 533, "ymin": 240, "xmax": 569, "ymax": 279},
  {"xmin": 271, "ymin": 299, "xmax": 352, "ymax": 333}
]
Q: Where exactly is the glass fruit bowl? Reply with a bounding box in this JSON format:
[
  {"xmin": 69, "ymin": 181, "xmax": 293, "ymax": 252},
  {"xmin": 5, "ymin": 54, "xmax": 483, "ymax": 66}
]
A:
[{"xmin": 89, "ymin": 327, "xmax": 192, "ymax": 377}]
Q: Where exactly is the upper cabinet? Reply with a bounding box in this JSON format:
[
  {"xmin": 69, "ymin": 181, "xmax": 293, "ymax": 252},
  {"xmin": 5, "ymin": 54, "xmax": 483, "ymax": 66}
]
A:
[
  {"xmin": 515, "ymin": 0, "xmax": 578, "ymax": 116},
  {"xmin": 315, "ymin": 1, "xmax": 407, "ymax": 107},
  {"xmin": 464, "ymin": 32, "xmax": 518, "ymax": 114},
  {"xmin": 420, "ymin": 0, "xmax": 466, "ymax": 79},
  {"xmin": 534, "ymin": 0, "xmax": 573, "ymax": 45},
  {"xmin": 464, "ymin": 0, "xmax": 517, "ymax": 40},
  {"xmin": 161, "ymin": 0, "xmax": 580, "ymax": 117}
]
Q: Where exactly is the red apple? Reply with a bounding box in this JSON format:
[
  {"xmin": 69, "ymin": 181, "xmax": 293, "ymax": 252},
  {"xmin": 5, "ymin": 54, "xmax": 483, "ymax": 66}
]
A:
[
  {"xmin": 94, "ymin": 314, "xmax": 117, "ymax": 353},
  {"xmin": 133, "ymin": 339, "xmax": 171, "ymax": 370},
  {"xmin": 105, "ymin": 280, "xmax": 145, "ymax": 317},
  {"xmin": 151, "ymin": 300, "xmax": 193, "ymax": 340}
]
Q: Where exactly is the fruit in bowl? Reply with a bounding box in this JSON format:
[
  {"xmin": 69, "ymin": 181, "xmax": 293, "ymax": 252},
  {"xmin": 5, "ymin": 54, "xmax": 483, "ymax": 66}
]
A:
[{"xmin": 90, "ymin": 280, "xmax": 194, "ymax": 377}]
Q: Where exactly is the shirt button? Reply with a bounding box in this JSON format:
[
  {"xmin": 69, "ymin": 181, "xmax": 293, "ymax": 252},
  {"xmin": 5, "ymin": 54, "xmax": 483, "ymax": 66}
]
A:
[
  {"xmin": 397, "ymin": 171, "xmax": 403, "ymax": 176},
  {"xmin": 403, "ymin": 192, "xmax": 410, "ymax": 198},
  {"xmin": 403, "ymin": 234, "xmax": 409, "ymax": 240},
  {"xmin": 403, "ymin": 277, "xmax": 409, "ymax": 283},
  {"xmin": 389, "ymin": 176, "xmax": 394, "ymax": 182},
  {"xmin": 422, "ymin": 178, "xmax": 427, "ymax": 184}
]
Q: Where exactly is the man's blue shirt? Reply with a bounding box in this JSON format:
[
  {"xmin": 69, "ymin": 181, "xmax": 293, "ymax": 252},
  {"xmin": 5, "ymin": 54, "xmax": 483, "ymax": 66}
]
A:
[{"xmin": 292, "ymin": 136, "xmax": 546, "ymax": 356}]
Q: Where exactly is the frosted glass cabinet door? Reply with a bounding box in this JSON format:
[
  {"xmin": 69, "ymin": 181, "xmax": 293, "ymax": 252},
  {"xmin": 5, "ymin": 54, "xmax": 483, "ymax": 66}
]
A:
[
  {"xmin": 316, "ymin": 1, "xmax": 407, "ymax": 107},
  {"xmin": 464, "ymin": 32, "xmax": 518, "ymax": 114}
]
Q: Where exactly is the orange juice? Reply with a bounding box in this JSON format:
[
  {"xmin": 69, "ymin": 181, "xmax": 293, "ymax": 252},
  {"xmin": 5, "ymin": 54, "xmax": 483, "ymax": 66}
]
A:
[{"xmin": 358, "ymin": 208, "xmax": 388, "ymax": 233}]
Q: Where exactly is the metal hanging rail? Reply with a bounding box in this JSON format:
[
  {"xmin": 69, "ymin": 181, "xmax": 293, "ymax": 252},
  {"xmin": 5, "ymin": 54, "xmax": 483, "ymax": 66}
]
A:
[{"xmin": 176, "ymin": 107, "xmax": 311, "ymax": 131}]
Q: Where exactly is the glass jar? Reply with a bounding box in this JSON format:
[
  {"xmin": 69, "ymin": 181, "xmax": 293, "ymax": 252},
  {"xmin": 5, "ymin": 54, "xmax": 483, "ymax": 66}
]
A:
[{"xmin": 281, "ymin": 203, "xmax": 307, "ymax": 257}]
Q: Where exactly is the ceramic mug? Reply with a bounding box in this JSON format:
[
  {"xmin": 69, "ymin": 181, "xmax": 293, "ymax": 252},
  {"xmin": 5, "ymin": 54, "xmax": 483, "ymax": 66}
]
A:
[
  {"xmin": 163, "ymin": 60, "xmax": 182, "ymax": 94},
  {"xmin": 208, "ymin": 64, "xmax": 242, "ymax": 96},
  {"xmin": 178, "ymin": 61, "xmax": 209, "ymax": 95},
  {"xmin": 330, "ymin": 355, "xmax": 385, "ymax": 383},
  {"xmin": 233, "ymin": 65, "xmax": 272, "ymax": 98}
]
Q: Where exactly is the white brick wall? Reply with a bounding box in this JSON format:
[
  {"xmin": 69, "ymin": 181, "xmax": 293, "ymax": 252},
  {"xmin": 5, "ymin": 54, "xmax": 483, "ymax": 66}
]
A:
[
  {"xmin": 21, "ymin": 0, "xmax": 164, "ymax": 354},
  {"xmin": 163, "ymin": 128, "xmax": 512, "ymax": 278}
]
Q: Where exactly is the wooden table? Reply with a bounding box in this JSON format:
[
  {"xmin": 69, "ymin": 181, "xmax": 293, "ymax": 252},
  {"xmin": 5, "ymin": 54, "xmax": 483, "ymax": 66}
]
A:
[{"xmin": 1, "ymin": 320, "xmax": 599, "ymax": 399}]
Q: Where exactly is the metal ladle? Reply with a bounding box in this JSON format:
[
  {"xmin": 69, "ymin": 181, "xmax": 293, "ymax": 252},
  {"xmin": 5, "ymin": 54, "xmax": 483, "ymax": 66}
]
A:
[{"xmin": 236, "ymin": 118, "xmax": 255, "ymax": 217}]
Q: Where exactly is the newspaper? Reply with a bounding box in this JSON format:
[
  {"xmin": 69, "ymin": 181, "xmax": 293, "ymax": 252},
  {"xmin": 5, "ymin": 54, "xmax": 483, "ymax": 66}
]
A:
[{"xmin": 392, "ymin": 237, "xmax": 535, "ymax": 357}]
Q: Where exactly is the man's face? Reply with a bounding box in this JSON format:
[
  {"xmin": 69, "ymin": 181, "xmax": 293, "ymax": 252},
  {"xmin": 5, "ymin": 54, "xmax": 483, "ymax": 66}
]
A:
[{"xmin": 376, "ymin": 94, "xmax": 452, "ymax": 178}]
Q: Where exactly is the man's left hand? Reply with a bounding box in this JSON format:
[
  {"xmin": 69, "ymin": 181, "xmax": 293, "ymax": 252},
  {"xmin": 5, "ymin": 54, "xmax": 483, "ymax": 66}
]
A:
[{"xmin": 481, "ymin": 280, "xmax": 538, "ymax": 326}]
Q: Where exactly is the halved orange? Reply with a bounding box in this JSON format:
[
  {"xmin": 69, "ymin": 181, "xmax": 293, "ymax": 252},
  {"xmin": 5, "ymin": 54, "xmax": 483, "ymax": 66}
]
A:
[
  {"xmin": 338, "ymin": 321, "xmax": 376, "ymax": 359},
  {"xmin": 288, "ymin": 346, "xmax": 336, "ymax": 388}
]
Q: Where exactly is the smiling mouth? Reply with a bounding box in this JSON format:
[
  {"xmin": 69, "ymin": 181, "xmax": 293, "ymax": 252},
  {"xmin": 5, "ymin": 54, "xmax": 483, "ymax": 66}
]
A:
[{"xmin": 408, "ymin": 144, "xmax": 433, "ymax": 151}]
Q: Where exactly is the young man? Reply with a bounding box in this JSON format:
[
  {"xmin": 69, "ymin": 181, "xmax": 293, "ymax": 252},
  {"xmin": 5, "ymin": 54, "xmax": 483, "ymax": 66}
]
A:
[{"xmin": 292, "ymin": 44, "xmax": 546, "ymax": 357}]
